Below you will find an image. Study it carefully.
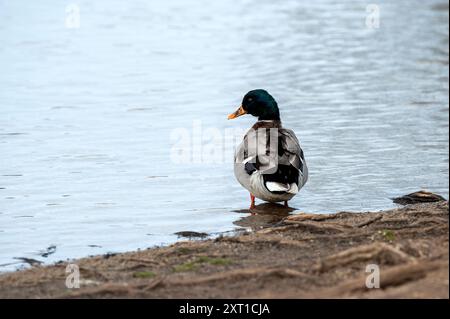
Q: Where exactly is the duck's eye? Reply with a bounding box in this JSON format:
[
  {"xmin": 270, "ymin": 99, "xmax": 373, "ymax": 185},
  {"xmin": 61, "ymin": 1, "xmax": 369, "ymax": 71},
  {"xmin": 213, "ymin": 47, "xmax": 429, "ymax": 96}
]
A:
[{"xmin": 247, "ymin": 98, "xmax": 253, "ymax": 102}]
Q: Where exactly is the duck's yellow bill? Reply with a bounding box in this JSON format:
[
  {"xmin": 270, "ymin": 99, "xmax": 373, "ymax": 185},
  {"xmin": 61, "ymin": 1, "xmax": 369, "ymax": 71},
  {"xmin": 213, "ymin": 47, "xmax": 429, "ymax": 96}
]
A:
[{"xmin": 228, "ymin": 105, "xmax": 247, "ymax": 119}]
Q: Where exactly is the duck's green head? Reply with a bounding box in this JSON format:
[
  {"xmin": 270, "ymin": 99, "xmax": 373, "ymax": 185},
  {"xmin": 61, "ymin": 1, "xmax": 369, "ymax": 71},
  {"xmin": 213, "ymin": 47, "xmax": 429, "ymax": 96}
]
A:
[{"xmin": 228, "ymin": 89, "xmax": 280, "ymax": 121}]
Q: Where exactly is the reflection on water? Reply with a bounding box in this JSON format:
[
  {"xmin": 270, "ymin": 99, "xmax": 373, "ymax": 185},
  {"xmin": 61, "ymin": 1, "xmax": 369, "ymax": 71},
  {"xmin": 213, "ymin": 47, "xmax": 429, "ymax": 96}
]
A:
[
  {"xmin": 0, "ymin": 0, "xmax": 448, "ymax": 271},
  {"xmin": 233, "ymin": 203, "xmax": 295, "ymax": 231}
]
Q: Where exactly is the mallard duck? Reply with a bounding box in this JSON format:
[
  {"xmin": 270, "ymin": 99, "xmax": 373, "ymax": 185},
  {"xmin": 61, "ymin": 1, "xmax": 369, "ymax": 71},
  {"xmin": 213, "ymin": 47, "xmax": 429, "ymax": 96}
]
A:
[{"xmin": 228, "ymin": 89, "xmax": 308, "ymax": 209}]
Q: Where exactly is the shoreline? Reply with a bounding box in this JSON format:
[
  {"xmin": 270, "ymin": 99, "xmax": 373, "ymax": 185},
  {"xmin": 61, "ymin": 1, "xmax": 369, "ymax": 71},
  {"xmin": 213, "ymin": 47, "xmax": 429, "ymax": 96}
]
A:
[{"xmin": 0, "ymin": 198, "xmax": 448, "ymax": 298}]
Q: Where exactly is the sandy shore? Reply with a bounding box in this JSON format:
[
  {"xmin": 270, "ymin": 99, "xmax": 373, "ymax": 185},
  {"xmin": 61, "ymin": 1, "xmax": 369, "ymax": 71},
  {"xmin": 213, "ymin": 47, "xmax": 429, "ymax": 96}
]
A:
[{"xmin": 0, "ymin": 198, "xmax": 448, "ymax": 299}]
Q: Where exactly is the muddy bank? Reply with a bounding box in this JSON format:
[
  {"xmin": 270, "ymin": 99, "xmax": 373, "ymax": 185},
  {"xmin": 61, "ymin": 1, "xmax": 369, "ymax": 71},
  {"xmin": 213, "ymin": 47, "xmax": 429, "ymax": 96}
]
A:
[{"xmin": 0, "ymin": 200, "xmax": 448, "ymax": 299}]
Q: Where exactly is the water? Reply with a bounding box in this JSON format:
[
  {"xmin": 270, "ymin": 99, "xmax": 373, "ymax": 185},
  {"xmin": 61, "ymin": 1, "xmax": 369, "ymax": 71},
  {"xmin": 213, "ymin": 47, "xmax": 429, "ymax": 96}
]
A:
[{"xmin": 0, "ymin": 0, "xmax": 448, "ymax": 271}]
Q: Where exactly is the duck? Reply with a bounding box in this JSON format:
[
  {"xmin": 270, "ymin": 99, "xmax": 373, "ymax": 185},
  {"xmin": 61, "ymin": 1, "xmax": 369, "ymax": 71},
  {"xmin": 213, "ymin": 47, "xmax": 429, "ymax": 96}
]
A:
[{"xmin": 228, "ymin": 89, "xmax": 308, "ymax": 209}]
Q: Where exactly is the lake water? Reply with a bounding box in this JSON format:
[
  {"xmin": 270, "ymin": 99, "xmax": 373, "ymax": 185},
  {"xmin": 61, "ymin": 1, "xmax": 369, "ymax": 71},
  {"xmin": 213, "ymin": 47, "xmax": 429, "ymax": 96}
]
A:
[{"xmin": 0, "ymin": 0, "xmax": 448, "ymax": 271}]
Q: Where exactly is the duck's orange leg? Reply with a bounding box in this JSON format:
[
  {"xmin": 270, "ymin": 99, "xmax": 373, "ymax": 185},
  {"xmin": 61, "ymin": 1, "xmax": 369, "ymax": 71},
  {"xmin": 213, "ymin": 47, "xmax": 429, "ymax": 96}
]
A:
[{"xmin": 250, "ymin": 194, "xmax": 256, "ymax": 210}]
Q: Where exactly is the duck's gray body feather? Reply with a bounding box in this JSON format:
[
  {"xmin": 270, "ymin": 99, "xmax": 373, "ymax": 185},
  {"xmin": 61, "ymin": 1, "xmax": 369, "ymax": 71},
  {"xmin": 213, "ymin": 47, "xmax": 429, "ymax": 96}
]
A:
[{"xmin": 234, "ymin": 120, "xmax": 308, "ymax": 202}]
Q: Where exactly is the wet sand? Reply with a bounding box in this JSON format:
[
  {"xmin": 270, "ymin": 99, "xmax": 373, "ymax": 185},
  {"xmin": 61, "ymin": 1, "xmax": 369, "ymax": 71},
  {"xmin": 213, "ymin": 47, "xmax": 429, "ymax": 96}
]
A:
[{"xmin": 0, "ymin": 196, "xmax": 448, "ymax": 299}]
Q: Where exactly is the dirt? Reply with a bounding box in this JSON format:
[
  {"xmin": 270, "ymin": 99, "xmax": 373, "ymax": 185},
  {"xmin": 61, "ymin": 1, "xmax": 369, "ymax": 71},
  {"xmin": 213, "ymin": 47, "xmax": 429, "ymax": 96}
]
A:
[{"xmin": 0, "ymin": 200, "xmax": 448, "ymax": 299}]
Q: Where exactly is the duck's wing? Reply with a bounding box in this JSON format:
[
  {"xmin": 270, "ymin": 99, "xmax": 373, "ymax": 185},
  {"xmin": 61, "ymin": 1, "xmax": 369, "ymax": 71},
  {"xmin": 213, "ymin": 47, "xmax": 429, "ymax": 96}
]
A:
[
  {"xmin": 278, "ymin": 128, "xmax": 308, "ymax": 187},
  {"xmin": 234, "ymin": 127, "xmax": 308, "ymax": 189},
  {"xmin": 234, "ymin": 129, "xmax": 259, "ymax": 191},
  {"xmin": 235, "ymin": 127, "xmax": 278, "ymax": 174}
]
